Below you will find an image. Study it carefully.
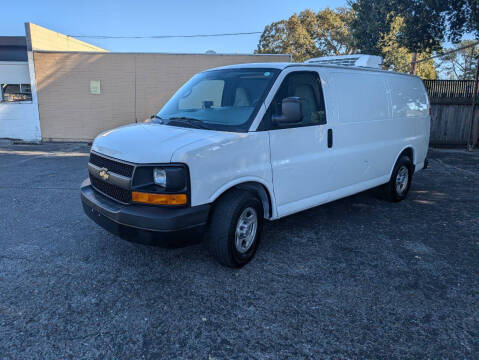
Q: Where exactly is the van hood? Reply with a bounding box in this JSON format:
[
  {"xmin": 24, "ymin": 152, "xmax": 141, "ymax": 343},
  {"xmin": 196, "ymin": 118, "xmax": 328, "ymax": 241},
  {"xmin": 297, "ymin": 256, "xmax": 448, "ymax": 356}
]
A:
[{"xmin": 91, "ymin": 123, "xmax": 219, "ymax": 163}]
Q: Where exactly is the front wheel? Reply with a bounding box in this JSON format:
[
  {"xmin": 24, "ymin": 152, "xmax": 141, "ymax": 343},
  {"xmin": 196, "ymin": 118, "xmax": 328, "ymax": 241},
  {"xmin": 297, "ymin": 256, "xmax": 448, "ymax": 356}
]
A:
[
  {"xmin": 382, "ymin": 155, "xmax": 413, "ymax": 202},
  {"xmin": 207, "ymin": 189, "xmax": 263, "ymax": 267}
]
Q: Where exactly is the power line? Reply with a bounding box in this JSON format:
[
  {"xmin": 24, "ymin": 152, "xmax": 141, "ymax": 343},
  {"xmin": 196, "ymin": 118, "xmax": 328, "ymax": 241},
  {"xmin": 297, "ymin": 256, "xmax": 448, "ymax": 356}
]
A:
[
  {"xmin": 68, "ymin": 31, "xmax": 263, "ymax": 39},
  {"xmin": 411, "ymin": 40, "xmax": 479, "ymax": 65},
  {"xmin": 396, "ymin": 39, "xmax": 479, "ymax": 73}
]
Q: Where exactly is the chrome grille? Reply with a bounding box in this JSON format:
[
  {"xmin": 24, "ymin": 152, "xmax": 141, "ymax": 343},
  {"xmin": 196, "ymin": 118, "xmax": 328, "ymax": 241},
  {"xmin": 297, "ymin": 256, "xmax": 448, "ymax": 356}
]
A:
[
  {"xmin": 90, "ymin": 175, "xmax": 131, "ymax": 204},
  {"xmin": 89, "ymin": 152, "xmax": 134, "ymax": 177},
  {"xmin": 88, "ymin": 152, "xmax": 134, "ymax": 203}
]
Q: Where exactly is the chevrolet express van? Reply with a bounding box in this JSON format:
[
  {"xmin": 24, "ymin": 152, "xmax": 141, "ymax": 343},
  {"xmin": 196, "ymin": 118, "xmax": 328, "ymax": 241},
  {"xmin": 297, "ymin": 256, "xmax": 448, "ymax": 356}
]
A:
[{"xmin": 81, "ymin": 55, "xmax": 430, "ymax": 267}]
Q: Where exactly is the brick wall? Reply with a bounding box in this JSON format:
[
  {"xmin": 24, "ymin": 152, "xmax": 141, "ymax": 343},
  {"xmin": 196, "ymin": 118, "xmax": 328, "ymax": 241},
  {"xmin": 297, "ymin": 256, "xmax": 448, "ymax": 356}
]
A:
[{"xmin": 33, "ymin": 52, "xmax": 290, "ymax": 141}]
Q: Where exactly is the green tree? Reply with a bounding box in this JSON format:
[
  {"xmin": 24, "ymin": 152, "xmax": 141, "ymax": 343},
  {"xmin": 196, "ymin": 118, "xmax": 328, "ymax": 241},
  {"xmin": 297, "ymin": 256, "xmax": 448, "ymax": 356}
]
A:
[
  {"xmin": 349, "ymin": 0, "xmax": 478, "ymax": 54},
  {"xmin": 315, "ymin": 8, "xmax": 356, "ymax": 56},
  {"xmin": 446, "ymin": 0, "xmax": 479, "ymax": 42},
  {"xmin": 379, "ymin": 16, "xmax": 437, "ymax": 79},
  {"xmin": 437, "ymin": 41, "xmax": 479, "ymax": 79},
  {"xmin": 255, "ymin": 8, "xmax": 355, "ymax": 62},
  {"xmin": 348, "ymin": 0, "xmax": 391, "ymax": 55}
]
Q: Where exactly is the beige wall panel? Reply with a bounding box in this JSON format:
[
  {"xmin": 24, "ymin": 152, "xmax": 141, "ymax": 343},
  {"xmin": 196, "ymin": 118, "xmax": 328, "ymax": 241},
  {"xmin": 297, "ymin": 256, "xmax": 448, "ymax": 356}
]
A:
[
  {"xmin": 35, "ymin": 52, "xmax": 135, "ymax": 140},
  {"xmin": 34, "ymin": 52, "xmax": 290, "ymax": 141}
]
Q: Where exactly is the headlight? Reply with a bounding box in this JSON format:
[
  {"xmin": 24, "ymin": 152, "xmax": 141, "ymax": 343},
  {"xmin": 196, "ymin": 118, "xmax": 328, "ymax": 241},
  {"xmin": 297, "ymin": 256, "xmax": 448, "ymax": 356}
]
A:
[
  {"xmin": 153, "ymin": 168, "xmax": 167, "ymax": 187},
  {"xmin": 132, "ymin": 165, "xmax": 188, "ymax": 198},
  {"xmin": 152, "ymin": 166, "xmax": 187, "ymax": 192}
]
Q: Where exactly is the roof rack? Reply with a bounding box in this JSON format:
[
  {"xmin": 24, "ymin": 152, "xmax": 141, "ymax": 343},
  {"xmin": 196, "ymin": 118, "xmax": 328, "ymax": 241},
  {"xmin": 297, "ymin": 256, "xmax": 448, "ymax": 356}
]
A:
[{"xmin": 305, "ymin": 55, "xmax": 383, "ymax": 69}]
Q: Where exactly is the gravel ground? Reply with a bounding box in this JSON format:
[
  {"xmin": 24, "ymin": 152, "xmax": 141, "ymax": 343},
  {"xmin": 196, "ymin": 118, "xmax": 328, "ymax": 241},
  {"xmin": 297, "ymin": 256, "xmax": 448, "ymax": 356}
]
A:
[{"xmin": 0, "ymin": 143, "xmax": 478, "ymax": 359}]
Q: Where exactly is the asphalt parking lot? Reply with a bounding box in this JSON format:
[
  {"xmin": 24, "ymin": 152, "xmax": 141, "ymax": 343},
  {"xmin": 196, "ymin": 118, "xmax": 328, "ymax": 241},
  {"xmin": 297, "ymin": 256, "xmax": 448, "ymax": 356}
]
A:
[{"xmin": 0, "ymin": 142, "xmax": 478, "ymax": 359}]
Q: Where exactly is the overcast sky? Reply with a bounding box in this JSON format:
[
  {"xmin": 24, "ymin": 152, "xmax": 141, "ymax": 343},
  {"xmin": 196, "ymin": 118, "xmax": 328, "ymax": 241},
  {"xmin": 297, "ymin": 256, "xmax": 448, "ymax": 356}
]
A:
[{"xmin": 3, "ymin": 0, "xmax": 348, "ymax": 53}]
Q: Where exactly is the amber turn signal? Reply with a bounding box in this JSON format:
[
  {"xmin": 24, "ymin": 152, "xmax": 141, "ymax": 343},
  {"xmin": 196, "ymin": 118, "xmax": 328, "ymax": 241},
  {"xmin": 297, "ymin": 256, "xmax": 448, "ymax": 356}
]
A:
[{"xmin": 132, "ymin": 192, "xmax": 187, "ymax": 205}]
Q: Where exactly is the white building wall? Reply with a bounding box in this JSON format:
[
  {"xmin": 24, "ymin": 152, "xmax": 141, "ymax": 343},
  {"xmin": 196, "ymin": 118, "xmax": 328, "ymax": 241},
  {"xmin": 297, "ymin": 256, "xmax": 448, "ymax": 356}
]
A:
[{"xmin": 0, "ymin": 61, "xmax": 40, "ymax": 141}]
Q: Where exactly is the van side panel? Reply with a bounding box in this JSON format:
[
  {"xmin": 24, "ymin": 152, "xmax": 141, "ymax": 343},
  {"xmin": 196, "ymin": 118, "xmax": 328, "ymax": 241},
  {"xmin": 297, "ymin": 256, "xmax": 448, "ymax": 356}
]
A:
[{"xmin": 325, "ymin": 71, "xmax": 429, "ymax": 193}]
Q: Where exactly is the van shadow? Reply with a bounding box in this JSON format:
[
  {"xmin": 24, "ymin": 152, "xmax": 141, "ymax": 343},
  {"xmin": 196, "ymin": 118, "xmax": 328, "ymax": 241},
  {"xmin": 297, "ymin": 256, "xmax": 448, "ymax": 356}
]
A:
[
  {"xmin": 111, "ymin": 180, "xmax": 441, "ymax": 262},
  {"xmin": 134, "ymin": 187, "xmax": 386, "ymax": 251}
]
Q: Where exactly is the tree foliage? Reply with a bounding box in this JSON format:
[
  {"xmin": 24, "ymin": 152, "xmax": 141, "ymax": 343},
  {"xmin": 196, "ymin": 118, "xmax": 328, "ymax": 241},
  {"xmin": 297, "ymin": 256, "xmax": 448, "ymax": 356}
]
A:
[
  {"xmin": 255, "ymin": 1, "xmax": 477, "ymax": 79},
  {"xmin": 255, "ymin": 8, "xmax": 355, "ymax": 62},
  {"xmin": 347, "ymin": 0, "xmax": 391, "ymax": 55},
  {"xmin": 379, "ymin": 16, "xmax": 437, "ymax": 79},
  {"xmin": 437, "ymin": 41, "xmax": 479, "ymax": 79},
  {"xmin": 446, "ymin": 0, "xmax": 479, "ymax": 41},
  {"xmin": 350, "ymin": 0, "xmax": 443, "ymax": 54},
  {"xmin": 349, "ymin": 0, "xmax": 479, "ymax": 54}
]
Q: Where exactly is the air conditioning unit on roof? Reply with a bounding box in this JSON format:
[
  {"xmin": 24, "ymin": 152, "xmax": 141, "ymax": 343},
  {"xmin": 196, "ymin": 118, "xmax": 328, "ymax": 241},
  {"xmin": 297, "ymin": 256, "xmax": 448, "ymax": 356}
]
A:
[{"xmin": 306, "ymin": 54, "xmax": 383, "ymax": 69}]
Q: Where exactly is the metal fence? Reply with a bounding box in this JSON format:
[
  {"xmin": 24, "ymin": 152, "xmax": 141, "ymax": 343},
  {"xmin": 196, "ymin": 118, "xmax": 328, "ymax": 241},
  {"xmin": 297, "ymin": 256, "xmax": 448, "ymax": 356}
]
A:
[{"xmin": 423, "ymin": 80, "xmax": 479, "ymax": 104}]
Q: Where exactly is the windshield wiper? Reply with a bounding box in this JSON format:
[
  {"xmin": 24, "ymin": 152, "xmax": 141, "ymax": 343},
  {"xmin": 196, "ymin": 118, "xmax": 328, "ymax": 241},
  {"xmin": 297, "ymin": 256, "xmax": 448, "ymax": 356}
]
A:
[{"xmin": 167, "ymin": 117, "xmax": 211, "ymax": 129}]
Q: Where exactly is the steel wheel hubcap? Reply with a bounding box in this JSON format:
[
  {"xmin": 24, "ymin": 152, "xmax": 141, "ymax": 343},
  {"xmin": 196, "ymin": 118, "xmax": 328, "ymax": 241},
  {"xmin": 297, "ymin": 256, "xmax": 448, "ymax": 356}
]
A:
[
  {"xmin": 396, "ymin": 166, "xmax": 409, "ymax": 194},
  {"xmin": 235, "ymin": 207, "xmax": 258, "ymax": 253}
]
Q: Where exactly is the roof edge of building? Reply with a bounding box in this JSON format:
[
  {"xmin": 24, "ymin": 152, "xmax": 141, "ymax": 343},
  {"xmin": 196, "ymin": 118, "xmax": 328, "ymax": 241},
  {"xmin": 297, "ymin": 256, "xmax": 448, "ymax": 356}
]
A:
[
  {"xmin": 25, "ymin": 22, "xmax": 108, "ymax": 52},
  {"xmin": 31, "ymin": 50, "xmax": 290, "ymax": 57}
]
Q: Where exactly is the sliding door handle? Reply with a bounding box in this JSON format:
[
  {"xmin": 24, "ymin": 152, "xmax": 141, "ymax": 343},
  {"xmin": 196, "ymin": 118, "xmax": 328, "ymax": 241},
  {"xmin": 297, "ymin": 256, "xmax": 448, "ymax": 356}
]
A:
[{"xmin": 328, "ymin": 129, "xmax": 333, "ymax": 148}]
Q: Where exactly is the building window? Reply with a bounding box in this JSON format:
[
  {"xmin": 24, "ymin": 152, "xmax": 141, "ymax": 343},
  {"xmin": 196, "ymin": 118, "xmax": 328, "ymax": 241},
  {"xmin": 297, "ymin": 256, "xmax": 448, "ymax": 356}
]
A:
[{"xmin": 0, "ymin": 84, "xmax": 32, "ymax": 102}]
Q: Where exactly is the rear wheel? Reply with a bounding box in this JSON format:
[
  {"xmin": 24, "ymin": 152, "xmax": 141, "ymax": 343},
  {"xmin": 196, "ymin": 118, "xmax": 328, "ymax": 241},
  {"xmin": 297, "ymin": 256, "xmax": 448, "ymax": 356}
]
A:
[
  {"xmin": 383, "ymin": 155, "xmax": 413, "ymax": 202},
  {"xmin": 207, "ymin": 189, "xmax": 263, "ymax": 267}
]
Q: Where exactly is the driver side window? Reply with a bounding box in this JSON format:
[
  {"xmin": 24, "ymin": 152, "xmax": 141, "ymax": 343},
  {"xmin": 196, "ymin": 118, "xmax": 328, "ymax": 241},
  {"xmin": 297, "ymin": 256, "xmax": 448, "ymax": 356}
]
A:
[{"xmin": 260, "ymin": 71, "xmax": 326, "ymax": 130}]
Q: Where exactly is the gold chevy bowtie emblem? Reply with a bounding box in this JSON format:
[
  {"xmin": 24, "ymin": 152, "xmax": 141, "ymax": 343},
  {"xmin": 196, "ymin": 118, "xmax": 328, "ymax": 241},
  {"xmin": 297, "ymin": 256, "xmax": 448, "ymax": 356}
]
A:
[{"xmin": 99, "ymin": 168, "xmax": 109, "ymax": 181}]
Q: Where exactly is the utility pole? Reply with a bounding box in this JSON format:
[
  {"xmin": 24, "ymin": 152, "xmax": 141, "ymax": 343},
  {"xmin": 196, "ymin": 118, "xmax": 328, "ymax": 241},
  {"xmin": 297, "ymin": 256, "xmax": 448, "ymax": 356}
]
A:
[
  {"xmin": 467, "ymin": 57, "xmax": 479, "ymax": 151},
  {"xmin": 410, "ymin": 52, "xmax": 417, "ymax": 75}
]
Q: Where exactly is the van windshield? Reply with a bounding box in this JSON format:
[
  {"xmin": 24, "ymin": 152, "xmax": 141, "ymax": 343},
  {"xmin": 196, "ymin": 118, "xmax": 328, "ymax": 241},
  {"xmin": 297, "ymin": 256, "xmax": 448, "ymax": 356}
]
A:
[{"xmin": 155, "ymin": 68, "xmax": 280, "ymax": 132}]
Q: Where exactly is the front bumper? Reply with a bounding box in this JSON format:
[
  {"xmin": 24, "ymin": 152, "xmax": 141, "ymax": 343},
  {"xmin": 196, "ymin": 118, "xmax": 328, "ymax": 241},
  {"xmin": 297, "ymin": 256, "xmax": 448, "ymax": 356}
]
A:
[{"xmin": 80, "ymin": 178, "xmax": 210, "ymax": 243}]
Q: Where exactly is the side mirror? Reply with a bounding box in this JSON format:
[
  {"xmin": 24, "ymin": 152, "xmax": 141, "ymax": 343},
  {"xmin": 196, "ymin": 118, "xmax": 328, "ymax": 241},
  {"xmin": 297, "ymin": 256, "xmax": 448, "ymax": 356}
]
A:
[{"xmin": 272, "ymin": 97, "xmax": 302, "ymax": 126}]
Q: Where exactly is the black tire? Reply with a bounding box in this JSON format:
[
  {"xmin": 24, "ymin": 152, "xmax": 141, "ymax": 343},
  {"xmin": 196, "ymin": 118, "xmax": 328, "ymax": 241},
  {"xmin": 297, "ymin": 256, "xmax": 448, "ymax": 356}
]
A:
[
  {"xmin": 382, "ymin": 155, "xmax": 413, "ymax": 202},
  {"xmin": 207, "ymin": 189, "xmax": 263, "ymax": 268}
]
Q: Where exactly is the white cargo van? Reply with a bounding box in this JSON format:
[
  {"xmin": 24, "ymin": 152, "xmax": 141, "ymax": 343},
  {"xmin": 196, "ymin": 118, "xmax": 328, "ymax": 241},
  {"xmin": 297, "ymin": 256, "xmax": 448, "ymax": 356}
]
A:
[{"xmin": 81, "ymin": 55, "xmax": 430, "ymax": 267}]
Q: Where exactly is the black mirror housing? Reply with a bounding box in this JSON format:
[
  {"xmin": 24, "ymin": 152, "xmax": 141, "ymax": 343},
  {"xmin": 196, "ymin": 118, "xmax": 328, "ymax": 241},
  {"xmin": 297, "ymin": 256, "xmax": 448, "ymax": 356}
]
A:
[{"xmin": 272, "ymin": 97, "xmax": 303, "ymax": 126}]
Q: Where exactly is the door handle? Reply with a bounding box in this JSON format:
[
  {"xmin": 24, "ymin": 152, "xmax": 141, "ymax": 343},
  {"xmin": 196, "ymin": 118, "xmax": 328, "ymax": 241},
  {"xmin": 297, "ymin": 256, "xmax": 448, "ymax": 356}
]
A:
[{"xmin": 328, "ymin": 129, "xmax": 333, "ymax": 148}]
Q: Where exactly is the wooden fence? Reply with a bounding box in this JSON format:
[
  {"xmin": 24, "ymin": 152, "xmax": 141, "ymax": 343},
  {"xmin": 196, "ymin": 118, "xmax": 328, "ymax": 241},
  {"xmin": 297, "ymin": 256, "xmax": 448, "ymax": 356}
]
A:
[
  {"xmin": 423, "ymin": 79, "xmax": 477, "ymax": 145},
  {"xmin": 423, "ymin": 79, "xmax": 478, "ymax": 105}
]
